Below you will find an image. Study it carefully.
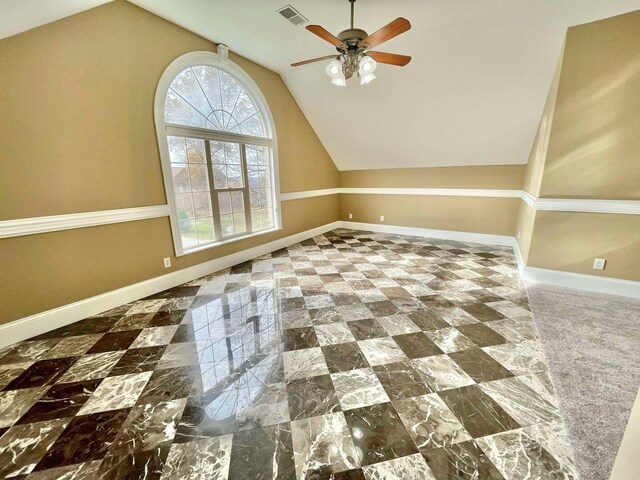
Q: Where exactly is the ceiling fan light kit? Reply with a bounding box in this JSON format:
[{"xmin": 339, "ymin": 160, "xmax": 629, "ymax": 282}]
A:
[{"xmin": 291, "ymin": 0, "xmax": 412, "ymax": 86}]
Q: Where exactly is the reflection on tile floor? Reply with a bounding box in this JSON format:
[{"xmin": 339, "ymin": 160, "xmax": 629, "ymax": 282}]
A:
[{"xmin": 0, "ymin": 229, "xmax": 577, "ymax": 479}]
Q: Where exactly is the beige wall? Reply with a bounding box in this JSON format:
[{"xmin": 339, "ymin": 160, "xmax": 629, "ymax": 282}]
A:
[
  {"xmin": 340, "ymin": 195, "xmax": 520, "ymax": 237},
  {"xmin": 515, "ymin": 201, "xmax": 536, "ymax": 264},
  {"xmin": 540, "ymin": 11, "xmax": 640, "ymax": 200},
  {"xmin": 340, "ymin": 165, "xmax": 525, "ymax": 189},
  {"xmin": 0, "ymin": 1, "xmax": 339, "ymax": 324},
  {"xmin": 522, "ymin": 41, "xmax": 565, "ymax": 197},
  {"xmin": 0, "ymin": 0, "xmax": 338, "ymax": 220},
  {"xmin": 339, "ymin": 165, "xmax": 524, "ymax": 239},
  {"xmin": 0, "ymin": 196, "xmax": 338, "ymax": 323},
  {"xmin": 518, "ymin": 10, "xmax": 640, "ymax": 282},
  {"xmin": 527, "ymin": 211, "xmax": 640, "ymax": 281}
]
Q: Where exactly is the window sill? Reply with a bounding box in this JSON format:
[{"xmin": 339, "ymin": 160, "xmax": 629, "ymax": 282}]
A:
[{"xmin": 176, "ymin": 226, "xmax": 283, "ymax": 257}]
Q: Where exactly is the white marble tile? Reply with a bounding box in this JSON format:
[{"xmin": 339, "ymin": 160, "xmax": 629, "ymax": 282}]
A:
[
  {"xmin": 358, "ymin": 338, "xmax": 408, "ymax": 366},
  {"xmin": 331, "ymin": 368, "xmax": 390, "ymax": 410},
  {"xmin": 78, "ymin": 371, "xmax": 152, "ymax": 415},
  {"xmin": 283, "ymin": 348, "xmax": 329, "ymax": 380},
  {"xmin": 291, "ymin": 412, "xmax": 359, "ymax": 479},
  {"xmin": 411, "ymin": 355, "xmax": 475, "ymax": 391},
  {"xmin": 362, "ymin": 453, "xmax": 435, "ymax": 480},
  {"xmin": 161, "ymin": 435, "xmax": 233, "ymax": 480},
  {"xmin": 314, "ymin": 323, "xmax": 356, "ymax": 346}
]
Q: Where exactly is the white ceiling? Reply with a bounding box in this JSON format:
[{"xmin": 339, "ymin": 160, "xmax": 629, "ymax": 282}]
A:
[
  {"xmin": 0, "ymin": 0, "xmax": 112, "ymax": 40},
  {"xmin": 3, "ymin": 0, "xmax": 640, "ymax": 170}
]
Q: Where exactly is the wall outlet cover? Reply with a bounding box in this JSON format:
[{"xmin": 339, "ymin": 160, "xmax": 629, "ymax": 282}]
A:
[
  {"xmin": 348, "ymin": 213, "xmax": 353, "ymax": 219},
  {"xmin": 163, "ymin": 257, "xmax": 171, "ymax": 268},
  {"xmin": 380, "ymin": 216, "xmax": 385, "ymax": 222}
]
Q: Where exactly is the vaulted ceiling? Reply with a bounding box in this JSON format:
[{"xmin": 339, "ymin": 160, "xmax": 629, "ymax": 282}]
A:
[{"xmin": 3, "ymin": 0, "xmax": 640, "ymax": 170}]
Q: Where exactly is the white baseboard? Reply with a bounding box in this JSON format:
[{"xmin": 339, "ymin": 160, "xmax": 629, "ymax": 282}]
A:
[
  {"xmin": 0, "ymin": 221, "xmax": 341, "ymax": 348},
  {"xmin": 522, "ymin": 266, "xmax": 640, "ymax": 299},
  {"xmin": 339, "ymin": 221, "xmax": 516, "ymax": 247},
  {"xmin": 3, "ymin": 219, "xmax": 638, "ymax": 348}
]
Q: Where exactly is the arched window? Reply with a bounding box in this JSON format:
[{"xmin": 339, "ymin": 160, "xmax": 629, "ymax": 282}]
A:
[{"xmin": 155, "ymin": 51, "xmax": 280, "ymax": 255}]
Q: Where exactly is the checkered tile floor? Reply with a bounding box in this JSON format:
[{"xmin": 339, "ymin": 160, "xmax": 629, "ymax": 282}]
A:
[{"xmin": 0, "ymin": 229, "xmax": 577, "ymax": 479}]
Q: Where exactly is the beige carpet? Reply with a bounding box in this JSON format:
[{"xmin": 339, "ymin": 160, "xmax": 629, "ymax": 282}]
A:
[{"xmin": 526, "ymin": 283, "xmax": 640, "ymax": 480}]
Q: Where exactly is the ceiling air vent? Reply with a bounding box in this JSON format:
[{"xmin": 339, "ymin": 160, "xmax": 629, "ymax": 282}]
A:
[{"xmin": 277, "ymin": 5, "xmax": 308, "ymax": 26}]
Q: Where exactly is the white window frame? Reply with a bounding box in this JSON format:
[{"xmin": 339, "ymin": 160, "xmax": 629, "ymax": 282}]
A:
[{"xmin": 154, "ymin": 50, "xmax": 282, "ymax": 256}]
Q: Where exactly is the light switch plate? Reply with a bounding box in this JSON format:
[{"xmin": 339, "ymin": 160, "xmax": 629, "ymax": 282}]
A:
[{"xmin": 593, "ymin": 258, "xmax": 606, "ymax": 270}]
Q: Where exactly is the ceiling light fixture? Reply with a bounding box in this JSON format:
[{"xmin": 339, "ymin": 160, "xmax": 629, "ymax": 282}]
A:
[{"xmin": 291, "ymin": 0, "xmax": 412, "ymax": 86}]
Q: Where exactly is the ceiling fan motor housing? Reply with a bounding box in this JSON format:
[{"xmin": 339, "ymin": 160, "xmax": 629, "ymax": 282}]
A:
[{"xmin": 337, "ymin": 28, "xmax": 369, "ymax": 49}]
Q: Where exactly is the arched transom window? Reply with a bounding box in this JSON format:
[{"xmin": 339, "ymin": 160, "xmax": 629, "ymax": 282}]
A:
[{"xmin": 155, "ymin": 51, "xmax": 280, "ymax": 255}]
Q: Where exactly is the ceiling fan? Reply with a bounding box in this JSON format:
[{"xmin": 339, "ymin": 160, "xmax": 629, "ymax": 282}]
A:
[{"xmin": 291, "ymin": 0, "xmax": 412, "ymax": 86}]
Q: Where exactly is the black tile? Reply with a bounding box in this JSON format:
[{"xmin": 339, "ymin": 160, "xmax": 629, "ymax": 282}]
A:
[
  {"xmin": 373, "ymin": 361, "xmax": 432, "ymax": 400},
  {"xmin": 448, "ymin": 349, "xmax": 514, "ymax": 383},
  {"xmin": 456, "ymin": 324, "xmax": 508, "ymax": 347},
  {"xmin": 16, "ymin": 379, "xmax": 102, "ymax": 424},
  {"xmin": 322, "ymin": 343, "xmax": 369, "ymax": 373},
  {"xmin": 284, "ymin": 327, "xmax": 319, "ymax": 351},
  {"xmin": 421, "ymin": 441, "xmax": 504, "ymax": 479},
  {"xmin": 393, "ymin": 333, "xmax": 443, "ymax": 359},
  {"xmin": 348, "ymin": 319, "xmax": 387, "ymax": 341},
  {"xmin": 366, "ymin": 301, "xmax": 400, "ymax": 317},
  {"xmin": 408, "ymin": 311, "xmax": 449, "ymax": 331},
  {"xmin": 439, "ymin": 385, "xmax": 520, "ymax": 438},
  {"xmin": 343, "ymin": 402, "xmax": 418, "ymax": 466},
  {"xmin": 286, "ymin": 374, "xmax": 341, "ymax": 421},
  {"xmin": 108, "ymin": 346, "xmax": 166, "ymax": 376},
  {"xmin": 34, "ymin": 408, "xmax": 131, "ymax": 470},
  {"xmin": 86, "ymin": 330, "xmax": 142, "ymax": 354},
  {"xmin": 461, "ymin": 304, "xmax": 505, "ymax": 322},
  {"xmin": 228, "ymin": 423, "xmax": 296, "ymax": 480},
  {"xmin": 4, "ymin": 357, "xmax": 78, "ymax": 390}
]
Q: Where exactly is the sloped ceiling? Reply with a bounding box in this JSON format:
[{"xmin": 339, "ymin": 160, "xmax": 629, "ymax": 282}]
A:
[{"xmin": 3, "ymin": 0, "xmax": 640, "ymax": 170}]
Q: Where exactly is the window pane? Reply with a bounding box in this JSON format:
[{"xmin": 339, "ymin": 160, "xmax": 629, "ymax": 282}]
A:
[
  {"xmin": 168, "ymin": 68, "xmax": 211, "ymax": 127},
  {"xmin": 186, "ymin": 138, "xmax": 206, "ymax": 163},
  {"xmin": 168, "ymin": 136, "xmax": 186, "ymax": 163},
  {"xmin": 171, "ymin": 164, "xmax": 191, "ymax": 192},
  {"xmin": 231, "ymin": 191, "xmax": 244, "ymax": 212},
  {"xmin": 218, "ymin": 192, "xmax": 232, "ymax": 215},
  {"xmin": 211, "ymin": 141, "xmax": 225, "ymax": 163},
  {"xmin": 165, "ymin": 89, "xmax": 205, "ymax": 128},
  {"xmin": 176, "ymin": 193, "xmax": 194, "ymax": 219},
  {"xmin": 189, "ymin": 164, "xmax": 210, "ymax": 192},
  {"xmin": 233, "ymin": 212, "xmax": 246, "ymax": 234},
  {"xmin": 226, "ymin": 165, "xmax": 243, "ymax": 188},
  {"xmin": 251, "ymin": 209, "xmax": 263, "ymax": 231},
  {"xmin": 179, "ymin": 219, "xmax": 199, "ymax": 249},
  {"xmin": 224, "ymin": 143, "xmax": 241, "ymax": 164},
  {"xmin": 165, "ymin": 66, "xmax": 268, "ymax": 138},
  {"xmin": 221, "ymin": 214, "xmax": 233, "ymax": 237},
  {"xmin": 263, "ymin": 208, "xmax": 274, "ymax": 229},
  {"xmin": 196, "ymin": 217, "xmax": 215, "ymax": 243},
  {"xmin": 213, "ymin": 165, "xmax": 228, "ymax": 189},
  {"xmin": 245, "ymin": 145, "xmax": 267, "ymax": 166},
  {"xmin": 193, "ymin": 192, "xmax": 212, "ymax": 218}
]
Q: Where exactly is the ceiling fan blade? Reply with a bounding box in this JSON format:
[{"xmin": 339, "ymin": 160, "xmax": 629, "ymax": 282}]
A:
[
  {"xmin": 306, "ymin": 25, "xmax": 347, "ymax": 49},
  {"xmin": 359, "ymin": 18, "xmax": 411, "ymax": 49},
  {"xmin": 291, "ymin": 55, "xmax": 338, "ymax": 67},
  {"xmin": 367, "ymin": 51, "xmax": 412, "ymax": 67}
]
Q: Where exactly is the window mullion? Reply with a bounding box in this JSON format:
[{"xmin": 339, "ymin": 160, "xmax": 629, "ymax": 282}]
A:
[
  {"xmin": 240, "ymin": 143, "xmax": 253, "ymax": 234},
  {"xmin": 205, "ymin": 140, "xmax": 222, "ymax": 241}
]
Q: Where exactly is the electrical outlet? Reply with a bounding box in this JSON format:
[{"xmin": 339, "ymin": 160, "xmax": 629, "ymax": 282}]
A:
[
  {"xmin": 348, "ymin": 213, "xmax": 353, "ymax": 219},
  {"xmin": 163, "ymin": 257, "xmax": 171, "ymax": 268},
  {"xmin": 517, "ymin": 230, "xmax": 521, "ymax": 240},
  {"xmin": 593, "ymin": 258, "xmax": 606, "ymax": 270},
  {"xmin": 380, "ymin": 215, "xmax": 385, "ymax": 222}
]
